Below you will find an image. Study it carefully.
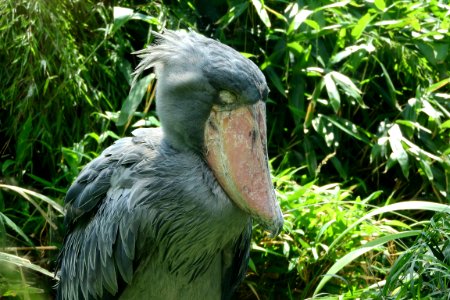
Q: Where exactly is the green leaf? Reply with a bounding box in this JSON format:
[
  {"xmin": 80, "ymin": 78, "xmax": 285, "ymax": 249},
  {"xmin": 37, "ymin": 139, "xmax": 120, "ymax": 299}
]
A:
[
  {"xmin": 287, "ymin": 42, "xmax": 304, "ymax": 55},
  {"xmin": 303, "ymin": 137, "xmax": 318, "ymax": 177},
  {"xmin": 312, "ymin": 115, "xmax": 336, "ymax": 148},
  {"xmin": 329, "ymin": 201, "xmax": 450, "ymax": 253},
  {"xmin": 314, "ymin": 231, "xmax": 421, "ymax": 296},
  {"xmin": 0, "ymin": 184, "xmax": 64, "ymax": 216},
  {"xmin": 351, "ymin": 13, "xmax": 373, "ymax": 39},
  {"xmin": 418, "ymin": 153, "xmax": 434, "ymax": 181},
  {"xmin": 0, "ymin": 252, "xmax": 55, "ymax": 279},
  {"xmin": 426, "ymin": 77, "xmax": 450, "ymax": 93},
  {"xmin": 217, "ymin": 2, "xmax": 249, "ymax": 28},
  {"xmin": 251, "ymin": 0, "xmax": 271, "ymax": 28},
  {"xmin": 264, "ymin": 67, "xmax": 286, "ymax": 97},
  {"xmin": 117, "ymin": 74, "xmax": 155, "ymax": 127},
  {"xmin": 314, "ymin": 0, "xmax": 351, "ymax": 12},
  {"xmin": 330, "ymin": 43, "xmax": 375, "ymax": 65},
  {"xmin": 441, "ymin": 119, "xmax": 450, "ymax": 129},
  {"xmin": 388, "ymin": 124, "xmax": 409, "ymax": 178},
  {"xmin": 324, "ymin": 73, "xmax": 341, "ymax": 113},
  {"xmin": 0, "ymin": 213, "xmax": 33, "ymax": 246},
  {"xmin": 113, "ymin": 7, "xmax": 134, "ymax": 32},
  {"xmin": 375, "ymin": 58, "xmax": 401, "ymax": 110},
  {"xmin": 321, "ymin": 114, "xmax": 372, "ymax": 144},
  {"xmin": 330, "ymin": 71, "xmax": 365, "ymax": 107},
  {"xmin": 287, "ymin": 9, "xmax": 313, "ymax": 34},
  {"xmin": 1, "ymin": 160, "xmax": 15, "ymax": 175},
  {"xmin": 16, "ymin": 116, "xmax": 33, "ymax": 166},
  {"xmin": 374, "ymin": 0, "xmax": 386, "ymax": 11},
  {"xmin": 113, "ymin": 7, "xmax": 159, "ymax": 33}
]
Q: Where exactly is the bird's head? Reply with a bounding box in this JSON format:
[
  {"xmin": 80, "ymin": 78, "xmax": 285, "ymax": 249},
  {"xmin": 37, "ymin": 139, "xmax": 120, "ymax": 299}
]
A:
[{"xmin": 134, "ymin": 30, "xmax": 283, "ymax": 235}]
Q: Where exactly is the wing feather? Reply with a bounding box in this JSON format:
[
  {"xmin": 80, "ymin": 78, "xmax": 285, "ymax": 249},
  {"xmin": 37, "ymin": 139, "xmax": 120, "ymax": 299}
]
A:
[
  {"xmin": 221, "ymin": 220, "xmax": 252, "ymax": 300},
  {"xmin": 56, "ymin": 128, "xmax": 163, "ymax": 300}
]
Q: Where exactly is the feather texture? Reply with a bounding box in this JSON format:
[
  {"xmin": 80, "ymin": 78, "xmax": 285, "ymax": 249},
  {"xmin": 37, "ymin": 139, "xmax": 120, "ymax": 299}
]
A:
[{"xmin": 56, "ymin": 128, "xmax": 251, "ymax": 299}]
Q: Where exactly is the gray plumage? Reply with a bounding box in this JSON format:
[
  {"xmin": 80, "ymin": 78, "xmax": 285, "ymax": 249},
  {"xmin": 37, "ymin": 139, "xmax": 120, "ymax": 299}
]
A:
[{"xmin": 57, "ymin": 30, "xmax": 278, "ymax": 300}]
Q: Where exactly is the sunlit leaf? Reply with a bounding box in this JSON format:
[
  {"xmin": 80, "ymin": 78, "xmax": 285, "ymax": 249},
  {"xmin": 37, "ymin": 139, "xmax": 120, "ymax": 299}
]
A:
[
  {"xmin": 113, "ymin": 7, "xmax": 134, "ymax": 32},
  {"xmin": 374, "ymin": 0, "xmax": 386, "ymax": 11},
  {"xmin": 426, "ymin": 77, "xmax": 450, "ymax": 93},
  {"xmin": 113, "ymin": 6, "xmax": 159, "ymax": 33},
  {"xmin": 288, "ymin": 9, "xmax": 313, "ymax": 34},
  {"xmin": 388, "ymin": 124, "xmax": 409, "ymax": 178},
  {"xmin": 418, "ymin": 153, "xmax": 434, "ymax": 181},
  {"xmin": 321, "ymin": 114, "xmax": 372, "ymax": 144},
  {"xmin": 251, "ymin": 0, "xmax": 271, "ymax": 28},
  {"xmin": 0, "ymin": 252, "xmax": 56, "ymax": 279},
  {"xmin": 324, "ymin": 73, "xmax": 341, "ymax": 113},
  {"xmin": 217, "ymin": 3, "xmax": 249, "ymax": 28},
  {"xmin": 315, "ymin": 0, "xmax": 351, "ymax": 11},
  {"xmin": 351, "ymin": 13, "xmax": 373, "ymax": 39},
  {"xmin": 314, "ymin": 231, "xmax": 421, "ymax": 296},
  {"xmin": 329, "ymin": 71, "xmax": 365, "ymax": 107},
  {"xmin": 329, "ymin": 201, "xmax": 450, "ymax": 252},
  {"xmin": 330, "ymin": 43, "xmax": 375, "ymax": 65}
]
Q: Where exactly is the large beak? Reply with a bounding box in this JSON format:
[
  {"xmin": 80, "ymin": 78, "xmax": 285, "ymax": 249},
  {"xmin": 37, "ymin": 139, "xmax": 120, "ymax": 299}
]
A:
[{"xmin": 204, "ymin": 101, "xmax": 283, "ymax": 235}]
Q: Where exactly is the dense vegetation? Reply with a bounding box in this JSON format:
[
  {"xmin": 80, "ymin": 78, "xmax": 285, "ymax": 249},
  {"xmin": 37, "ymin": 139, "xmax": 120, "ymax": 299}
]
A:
[{"xmin": 0, "ymin": 0, "xmax": 449, "ymax": 299}]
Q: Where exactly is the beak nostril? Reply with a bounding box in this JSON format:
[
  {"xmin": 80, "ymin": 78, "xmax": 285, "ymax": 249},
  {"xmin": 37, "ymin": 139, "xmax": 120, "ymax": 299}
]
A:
[{"xmin": 250, "ymin": 129, "xmax": 257, "ymax": 149}]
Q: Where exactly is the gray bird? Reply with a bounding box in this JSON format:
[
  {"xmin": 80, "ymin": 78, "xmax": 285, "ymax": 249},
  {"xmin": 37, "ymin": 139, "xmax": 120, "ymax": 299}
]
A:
[{"xmin": 56, "ymin": 30, "xmax": 283, "ymax": 300}]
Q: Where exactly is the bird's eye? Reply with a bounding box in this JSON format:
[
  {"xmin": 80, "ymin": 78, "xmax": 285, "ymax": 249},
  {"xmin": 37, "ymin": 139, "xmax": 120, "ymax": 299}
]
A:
[{"xmin": 218, "ymin": 90, "xmax": 237, "ymax": 104}]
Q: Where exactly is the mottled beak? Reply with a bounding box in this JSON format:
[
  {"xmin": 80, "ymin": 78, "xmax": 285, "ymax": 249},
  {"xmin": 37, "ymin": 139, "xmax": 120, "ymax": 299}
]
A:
[{"xmin": 205, "ymin": 101, "xmax": 283, "ymax": 235}]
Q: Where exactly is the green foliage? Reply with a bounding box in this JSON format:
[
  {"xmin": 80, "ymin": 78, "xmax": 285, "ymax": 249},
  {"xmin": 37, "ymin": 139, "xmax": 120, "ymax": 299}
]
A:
[
  {"xmin": 241, "ymin": 168, "xmax": 450, "ymax": 299},
  {"xmin": 0, "ymin": 0, "xmax": 449, "ymax": 299},
  {"xmin": 0, "ymin": 0, "xmax": 138, "ymax": 189},
  {"xmin": 365, "ymin": 213, "xmax": 450, "ymax": 299},
  {"xmin": 211, "ymin": 0, "xmax": 450, "ymax": 201}
]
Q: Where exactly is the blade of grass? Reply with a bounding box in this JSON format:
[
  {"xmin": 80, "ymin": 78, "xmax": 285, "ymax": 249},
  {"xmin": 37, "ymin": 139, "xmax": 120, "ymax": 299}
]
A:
[
  {"xmin": 313, "ymin": 230, "xmax": 422, "ymax": 296},
  {"xmin": 0, "ymin": 252, "xmax": 56, "ymax": 279},
  {"xmin": 0, "ymin": 213, "xmax": 34, "ymax": 246},
  {"xmin": 328, "ymin": 201, "xmax": 450, "ymax": 252}
]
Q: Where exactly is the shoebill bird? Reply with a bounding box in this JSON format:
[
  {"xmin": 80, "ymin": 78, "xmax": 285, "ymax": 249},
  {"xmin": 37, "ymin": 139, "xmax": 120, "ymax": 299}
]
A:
[{"xmin": 56, "ymin": 30, "xmax": 283, "ymax": 300}]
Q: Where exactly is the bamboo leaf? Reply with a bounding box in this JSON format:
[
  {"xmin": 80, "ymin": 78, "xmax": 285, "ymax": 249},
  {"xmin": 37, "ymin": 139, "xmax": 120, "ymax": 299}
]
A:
[
  {"xmin": 374, "ymin": 0, "xmax": 386, "ymax": 11},
  {"xmin": 0, "ymin": 213, "xmax": 33, "ymax": 246},
  {"xmin": 217, "ymin": 2, "xmax": 249, "ymax": 28},
  {"xmin": 328, "ymin": 201, "xmax": 450, "ymax": 253},
  {"xmin": 251, "ymin": 0, "xmax": 271, "ymax": 28},
  {"xmin": 388, "ymin": 124, "xmax": 409, "ymax": 178},
  {"xmin": 321, "ymin": 114, "xmax": 372, "ymax": 144},
  {"xmin": 374, "ymin": 58, "xmax": 401, "ymax": 110},
  {"xmin": 330, "ymin": 44, "xmax": 375, "ymax": 65},
  {"xmin": 418, "ymin": 153, "xmax": 434, "ymax": 181},
  {"xmin": 117, "ymin": 74, "xmax": 155, "ymax": 127},
  {"xmin": 351, "ymin": 13, "xmax": 373, "ymax": 39},
  {"xmin": 288, "ymin": 9, "xmax": 313, "ymax": 34},
  {"xmin": 0, "ymin": 252, "xmax": 56, "ymax": 279},
  {"xmin": 330, "ymin": 71, "xmax": 365, "ymax": 107},
  {"xmin": 113, "ymin": 7, "xmax": 134, "ymax": 32},
  {"xmin": 426, "ymin": 77, "xmax": 450, "ymax": 93},
  {"xmin": 324, "ymin": 73, "xmax": 341, "ymax": 113},
  {"xmin": 16, "ymin": 116, "xmax": 33, "ymax": 166},
  {"xmin": 314, "ymin": 231, "xmax": 421, "ymax": 296},
  {"xmin": 0, "ymin": 184, "xmax": 64, "ymax": 216},
  {"xmin": 264, "ymin": 67, "xmax": 286, "ymax": 97}
]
